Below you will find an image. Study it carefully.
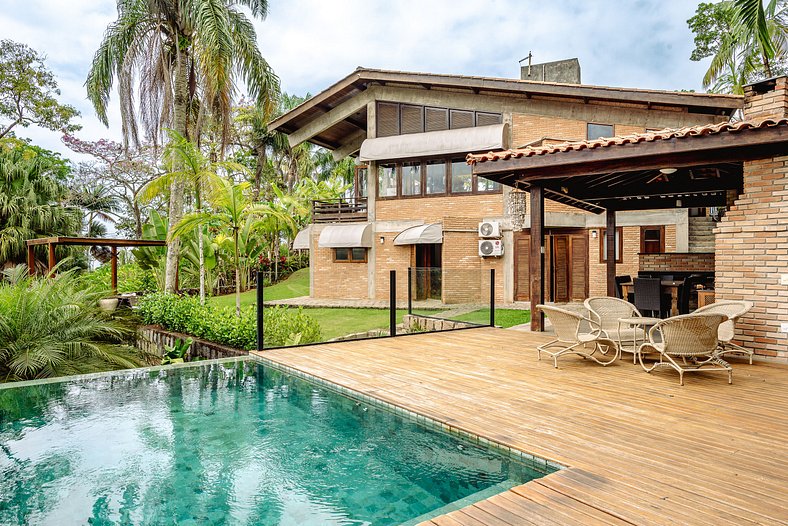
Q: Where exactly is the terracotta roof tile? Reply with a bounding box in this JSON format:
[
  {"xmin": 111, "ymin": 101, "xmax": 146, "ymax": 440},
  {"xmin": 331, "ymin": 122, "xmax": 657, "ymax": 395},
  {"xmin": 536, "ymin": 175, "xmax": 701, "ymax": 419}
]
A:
[{"xmin": 467, "ymin": 117, "xmax": 788, "ymax": 164}]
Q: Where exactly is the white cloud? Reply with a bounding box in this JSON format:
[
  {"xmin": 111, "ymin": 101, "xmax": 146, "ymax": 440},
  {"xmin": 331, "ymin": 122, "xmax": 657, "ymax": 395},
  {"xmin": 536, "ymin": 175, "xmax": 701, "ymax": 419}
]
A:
[{"xmin": 0, "ymin": 0, "xmax": 712, "ymax": 160}]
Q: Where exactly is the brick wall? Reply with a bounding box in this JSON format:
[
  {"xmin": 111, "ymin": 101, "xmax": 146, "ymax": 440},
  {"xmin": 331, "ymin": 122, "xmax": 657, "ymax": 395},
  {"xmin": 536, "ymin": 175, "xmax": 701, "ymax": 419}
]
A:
[
  {"xmin": 715, "ymin": 156, "xmax": 788, "ymax": 361},
  {"xmin": 512, "ymin": 114, "xmax": 586, "ymax": 146},
  {"xmin": 312, "ymin": 245, "xmax": 369, "ymax": 299},
  {"xmin": 442, "ymin": 217, "xmax": 504, "ymax": 304},
  {"xmin": 743, "ymin": 77, "xmax": 788, "ymax": 120},
  {"xmin": 374, "ymin": 235, "xmax": 412, "ymax": 300},
  {"xmin": 639, "ymin": 252, "xmax": 715, "ymax": 273},
  {"xmin": 375, "ymin": 194, "xmax": 503, "ymax": 222}
]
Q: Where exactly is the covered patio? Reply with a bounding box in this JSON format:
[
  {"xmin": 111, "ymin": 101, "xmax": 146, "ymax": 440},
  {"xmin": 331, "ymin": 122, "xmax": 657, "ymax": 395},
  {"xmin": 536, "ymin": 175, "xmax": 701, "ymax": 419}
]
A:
[{"xmin": 469, "ymin": 115, "xmax": 788, "ymax": 357}]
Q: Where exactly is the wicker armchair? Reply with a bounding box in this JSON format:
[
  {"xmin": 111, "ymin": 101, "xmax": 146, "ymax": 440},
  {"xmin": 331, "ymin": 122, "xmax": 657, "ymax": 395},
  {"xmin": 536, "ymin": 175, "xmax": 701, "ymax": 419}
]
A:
[
  {"xmin": 536, "ymin": 304, "xmax": 619, "ymax": 368},
  {"xmin": 638, "ymin": 313, "xmax": 731, "ymax": 385},
  {"xmin": 584, "ymin": 297, "xmax": 644, "ymax": 363},
  {"xmin": 694, "ymin": 300, "xmax": 755, "ymax": 364}
]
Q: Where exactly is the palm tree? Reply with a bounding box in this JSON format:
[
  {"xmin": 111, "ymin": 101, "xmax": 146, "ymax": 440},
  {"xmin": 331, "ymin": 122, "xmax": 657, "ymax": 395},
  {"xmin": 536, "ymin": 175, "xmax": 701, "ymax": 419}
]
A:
[
  {"xmin": 86, "ymin": 0, "xmax": 280, "ymax": 293},
  {"xmin": 139, "ymin": 130, "xmax": 227, "ymax": 303},
  {"xmin": 702, "ymin": 0, "xmax": 788, "ymax": 93},
  {"xmin": 0, "ymin": 265, "xmax": 155, "ymax": 381},
  {"xmin": 0, "ymin": 144, "xmax": 81, "ymax": 269},
  {"xmin": 170, "ymin": 180, "xmax": 292, "ymax": 315}
]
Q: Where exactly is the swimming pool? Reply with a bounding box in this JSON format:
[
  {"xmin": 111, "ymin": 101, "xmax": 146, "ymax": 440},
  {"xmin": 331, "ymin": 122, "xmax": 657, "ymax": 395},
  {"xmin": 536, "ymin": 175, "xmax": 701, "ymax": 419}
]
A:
[{"xmin": 0, "ymin": 358, "xmax": 556, "ymax": 525}]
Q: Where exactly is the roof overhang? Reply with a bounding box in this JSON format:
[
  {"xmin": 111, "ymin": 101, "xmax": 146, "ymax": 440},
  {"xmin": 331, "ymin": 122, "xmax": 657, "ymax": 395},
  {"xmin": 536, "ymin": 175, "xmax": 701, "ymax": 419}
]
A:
[
  {"xmin": 469, "ymin": 119, "xmax": 788, "ymax": 212},
  {"xmin": 292, "ymin": 227, "xmax": 311, "ymax": 250},
  {"xmin": 268, "ymin": 68, "xmax": 742, "ymax": 153},
  {"xmin": 359, "ymin": 124, "xmax": 508, "ymax": 162},
  {"xmin": 393, "ymin": 223, "xmax": 443, "ymax": 245},
  {"xmin": 318, "ymin": 223, "xmax": 373, "ymax": 248}
]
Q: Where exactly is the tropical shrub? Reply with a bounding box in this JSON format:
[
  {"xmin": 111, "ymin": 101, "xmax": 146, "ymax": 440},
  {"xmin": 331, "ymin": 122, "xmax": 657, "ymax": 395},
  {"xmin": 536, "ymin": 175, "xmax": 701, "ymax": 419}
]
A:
[
  {"xmin": 0, "ymin": 266, "xmax": 156, "ymax": 382},
  {"xmin": 79, "ymin": 262, "xmax": 158, "ymax": 293},
  {"xmin": 137, "ymin": 293, "xmax": 321, "ymax": 349}
]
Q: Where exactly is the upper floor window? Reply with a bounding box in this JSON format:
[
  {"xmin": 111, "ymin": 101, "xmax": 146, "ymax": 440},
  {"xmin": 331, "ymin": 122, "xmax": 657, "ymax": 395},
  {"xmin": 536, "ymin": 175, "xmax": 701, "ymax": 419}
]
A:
[
  {"xmin": 587, "ymin": 123, "xmax": 614, "ymax": 140},
  {"xmin": 354, "ymin": 166, "xmax": 368, "ymax": 198},
  {"xmin": 376, "ymin": 102, "xmax": 501, "ymax": 138},
  {"xmin": 376, "ymin": 157, "xmax": 500, "ymax": 199}
]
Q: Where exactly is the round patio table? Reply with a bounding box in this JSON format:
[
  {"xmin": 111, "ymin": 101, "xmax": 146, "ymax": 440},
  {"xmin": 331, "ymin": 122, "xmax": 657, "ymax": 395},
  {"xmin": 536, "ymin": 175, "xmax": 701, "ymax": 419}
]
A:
[{"xmin": 617, "ymin": 316, "xmax": 661, "ymax": 364}]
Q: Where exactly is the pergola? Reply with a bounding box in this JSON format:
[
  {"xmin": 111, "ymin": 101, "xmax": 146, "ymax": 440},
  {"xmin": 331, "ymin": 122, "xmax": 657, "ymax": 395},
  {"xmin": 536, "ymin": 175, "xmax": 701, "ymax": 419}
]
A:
[
  {"xmin": 469, "ymin": 117, "xmax": 788, "ymax": 330},
  {"xmin": 26, "ymin": 237, "xmax": 166, "ymax": 293}
]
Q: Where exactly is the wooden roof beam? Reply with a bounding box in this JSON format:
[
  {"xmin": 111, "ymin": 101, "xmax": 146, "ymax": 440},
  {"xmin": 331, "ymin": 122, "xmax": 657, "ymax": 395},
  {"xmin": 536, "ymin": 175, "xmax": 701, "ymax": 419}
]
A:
[{"xmin": 286, "ymin": 88, "xmax": 376, "ymax": 148}]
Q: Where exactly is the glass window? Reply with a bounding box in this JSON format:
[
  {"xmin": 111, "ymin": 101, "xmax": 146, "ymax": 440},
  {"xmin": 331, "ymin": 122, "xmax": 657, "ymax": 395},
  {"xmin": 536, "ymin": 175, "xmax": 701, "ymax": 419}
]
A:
[
  {"xmin": 334, "ymin": 248, "xmax": 366, "ymax": 263},
  {"xmin": 641, "ymin": 226, "xmax": 664, "ymax": 254},
  {"xmin": 587, "ymin": 123, "xmax": 614, "ymax": 140},
  {"xmin": 477, "ymin": 176, "xmax": 500, "ymax": 193},
  {"xmin": 450, "ymin": 159, "xmax": 472, "ymax": 193},
  {"xmin": 425, "ymin": 161, "xmax": 446, "ymax": 194},
  {"xmin": 378, "ymin": 164, "xmax": 397, "ymax": 197},
  {"xmin": 600, "ymin": 228, "xmax": 623, "ymax": 263},
  {"xmin": 356, "ymin": 167, "xmax": 367, "ymax": 198},
  {"xmin": 401, "ymin": 162, "xmax": 421, "ymax": 196}
]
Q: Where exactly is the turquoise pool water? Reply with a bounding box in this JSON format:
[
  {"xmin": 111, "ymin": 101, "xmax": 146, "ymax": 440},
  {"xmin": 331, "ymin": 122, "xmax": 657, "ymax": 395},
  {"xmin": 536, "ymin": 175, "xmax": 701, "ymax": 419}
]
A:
[{"xmin": 0, "ymin": 359, "xmax": 551, "ymax": 525}]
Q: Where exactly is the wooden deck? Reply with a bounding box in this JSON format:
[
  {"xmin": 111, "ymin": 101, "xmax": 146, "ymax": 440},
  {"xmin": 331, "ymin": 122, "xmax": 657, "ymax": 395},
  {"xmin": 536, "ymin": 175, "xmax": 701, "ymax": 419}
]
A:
[{"xmin": 253, "ymin": 328, "xmax": 788, "ymax": 525}]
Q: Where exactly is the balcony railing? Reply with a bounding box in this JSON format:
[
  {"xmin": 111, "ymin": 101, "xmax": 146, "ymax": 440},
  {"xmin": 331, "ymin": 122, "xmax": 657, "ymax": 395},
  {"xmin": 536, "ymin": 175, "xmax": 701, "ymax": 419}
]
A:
[{"xmin": 312, "ymin": 197, "xmax": 368, "ymax": 224}]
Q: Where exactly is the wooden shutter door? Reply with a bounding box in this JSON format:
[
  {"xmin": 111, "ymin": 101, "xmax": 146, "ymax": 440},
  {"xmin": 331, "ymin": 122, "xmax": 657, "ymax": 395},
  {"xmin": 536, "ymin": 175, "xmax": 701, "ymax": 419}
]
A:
[
  {"xmin": 514, "ymin": 233, "xmax": 530, "ymax": 301},
  {"xmin": 553, "ymin": 235, "xmax": 570, "ymax": 303},
  {"xmin": 569, "ymin": 234, "xmax": 589, "ymax": 301}
]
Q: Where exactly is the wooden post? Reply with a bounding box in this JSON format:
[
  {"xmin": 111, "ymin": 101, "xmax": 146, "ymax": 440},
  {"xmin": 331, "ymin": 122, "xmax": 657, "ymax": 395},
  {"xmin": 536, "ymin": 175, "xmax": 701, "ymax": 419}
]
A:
[
  {"xmin": 530, "ymin": 185, "xmax": 545, "ymax": 331},
  {"xmin": 47, "ymin": 243, "xmax": 56, "ymax": 277},
  {"xmin": 606, "ymin": 209, "xmax": 617, "ymax": 297},
  {"xmin": 27, "ymin": 244, "xmax": 35, "ymax": 276},
  {"xmin": 110, "ymin": 246, "xmax": 118, "ymax": 294}
]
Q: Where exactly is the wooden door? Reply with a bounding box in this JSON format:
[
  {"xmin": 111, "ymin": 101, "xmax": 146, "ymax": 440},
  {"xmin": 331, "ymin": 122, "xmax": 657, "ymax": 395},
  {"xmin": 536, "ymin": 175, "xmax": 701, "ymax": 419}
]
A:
[
  {"xmin": 550, "ymin": 230, "xmax": 588, "ymax": 303},
  {"xmin": 552, "ymin": 235, "xmax": 571, "ymax": 303},
  {"xmin": 514, "ymin": 233, "xmax": 530, "ymax": 301},
  {"xmin": 570, "ymin": 234, "xmax": 588, "ymax": 301}
]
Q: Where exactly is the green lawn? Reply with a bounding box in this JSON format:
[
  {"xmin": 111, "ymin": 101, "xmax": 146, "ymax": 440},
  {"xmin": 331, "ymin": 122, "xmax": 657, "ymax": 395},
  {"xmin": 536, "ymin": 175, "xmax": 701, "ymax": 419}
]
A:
[
  {"xmin": 449, "ymin": 308, "xmax": 531, "ymax": 328},
  {"xmin": 298, "ymin": 308, "xmax": 433, "ymax": 341},
  {"xmin": 209, "ymin": 268, "xmax": 310, "ymax": 308}
]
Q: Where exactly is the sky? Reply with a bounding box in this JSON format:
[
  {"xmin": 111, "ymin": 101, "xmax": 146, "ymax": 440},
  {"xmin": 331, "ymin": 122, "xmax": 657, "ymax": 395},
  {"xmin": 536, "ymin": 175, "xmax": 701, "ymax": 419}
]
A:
[{"xmin": 0, "ymin": 0, "xmax": 713, "ymax": 162}]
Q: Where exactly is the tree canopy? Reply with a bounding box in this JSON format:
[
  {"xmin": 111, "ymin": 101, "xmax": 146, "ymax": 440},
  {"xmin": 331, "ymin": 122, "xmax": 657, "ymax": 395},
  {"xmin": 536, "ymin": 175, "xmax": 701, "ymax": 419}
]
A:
[{"xmin": 0, "ymin": 40, "xmax": 80, "ymax": 139}]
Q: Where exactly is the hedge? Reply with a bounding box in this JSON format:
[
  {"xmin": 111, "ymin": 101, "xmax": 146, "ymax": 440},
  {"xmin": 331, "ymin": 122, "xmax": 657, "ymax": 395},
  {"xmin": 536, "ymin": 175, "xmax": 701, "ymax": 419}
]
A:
[{"xmin": 137, "ymin": 293, "xmax": 321, "ymax": 350}]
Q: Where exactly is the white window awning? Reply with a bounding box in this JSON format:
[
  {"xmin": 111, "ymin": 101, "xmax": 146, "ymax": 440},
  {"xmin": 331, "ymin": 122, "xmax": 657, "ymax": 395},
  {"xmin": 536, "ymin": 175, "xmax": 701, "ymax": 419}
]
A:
[
  {"xmin": 359, "ymin": 123, "xmax": 509, "ymax": 162},
  {"xmin": 393, "ymin": 223, "xmax": 443, "ymax": 245},
  {"xmin": 318, "ymin": 223, "xmax": 373, "ymax": 248},
  {"xmin": 292, "ymin": 226, "xmax": 311, "ymax": 250}
]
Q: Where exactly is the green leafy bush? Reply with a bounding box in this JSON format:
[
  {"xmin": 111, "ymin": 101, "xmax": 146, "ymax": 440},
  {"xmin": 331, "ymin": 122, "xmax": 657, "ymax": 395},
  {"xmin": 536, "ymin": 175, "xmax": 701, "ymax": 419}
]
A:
[
  {"xmin": 137, "ymin": 293, "xmax": 321, "ymax": 350},
  {"xmin": 80, "ymin": 262, "xmax": 157, "ymax": 293}
]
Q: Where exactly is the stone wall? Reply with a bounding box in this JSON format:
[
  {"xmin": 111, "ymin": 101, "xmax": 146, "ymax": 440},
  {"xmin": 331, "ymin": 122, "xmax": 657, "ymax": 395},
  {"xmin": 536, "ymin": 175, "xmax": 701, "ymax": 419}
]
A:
[
  {"xmin": 639, "ymin": 252, "xmax": 715, "ymax": 273},
  {"xmin": 402, "ymin": 314, "xmax": 478, "ymax": 332},
  {"xmin": 137, "ymin": 325, "xmax": 248, "ymax": 360}
]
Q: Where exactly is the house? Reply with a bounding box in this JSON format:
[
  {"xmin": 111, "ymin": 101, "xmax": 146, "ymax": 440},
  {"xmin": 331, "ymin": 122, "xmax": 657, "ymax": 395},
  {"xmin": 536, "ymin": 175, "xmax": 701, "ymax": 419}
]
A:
[
  {"xmin": 270, "ymin": 64, "xmax": 742, "ymax": 305},
  {"xmin": 467, "ymin": 76, "xmax": 788, "ymax": 362}
]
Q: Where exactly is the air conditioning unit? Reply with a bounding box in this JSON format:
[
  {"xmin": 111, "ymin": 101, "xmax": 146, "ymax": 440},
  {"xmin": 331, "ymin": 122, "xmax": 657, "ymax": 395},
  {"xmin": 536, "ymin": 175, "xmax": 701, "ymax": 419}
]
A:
[
  {"xmin": 478, "ymin": 221, "xmax": 501, "ymax": 238},
  {"xmin": 479, "ymin": 239, "xmax": 504, "ymax": 257}
]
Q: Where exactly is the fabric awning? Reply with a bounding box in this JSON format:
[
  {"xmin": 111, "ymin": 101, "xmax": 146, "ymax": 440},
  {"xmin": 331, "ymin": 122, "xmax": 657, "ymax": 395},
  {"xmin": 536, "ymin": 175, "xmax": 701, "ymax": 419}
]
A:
[
  {"xmin": 393, "ymin": 223, "xmax": 443, "ymax": 245},
  {"xmin": 359, "ymin": 123, "xmax": 509, "ymax": 162},
  {"xmin": 318, "ymin": 223, "xmax": 373, "ymax": 248},
  {"xmin": 292, "ymin": 226, "xmax": 311, "ymax": 250}
]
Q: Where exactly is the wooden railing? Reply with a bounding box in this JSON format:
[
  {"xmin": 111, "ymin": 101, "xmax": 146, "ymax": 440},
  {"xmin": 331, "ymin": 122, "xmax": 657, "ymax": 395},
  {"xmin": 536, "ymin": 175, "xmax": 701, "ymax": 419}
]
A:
[{"xmin": 312, "ymin": 197, "xmax": 368, "ymax": 223}]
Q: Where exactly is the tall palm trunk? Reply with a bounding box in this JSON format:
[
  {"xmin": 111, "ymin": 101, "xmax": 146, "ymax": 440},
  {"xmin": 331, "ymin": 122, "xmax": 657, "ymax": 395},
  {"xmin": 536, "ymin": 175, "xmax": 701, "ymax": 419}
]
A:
[
  {"xmin": 196, "ymin": 185, "xmax": 205, "ymax": 304},
  {"xmin": 234, "ymin": 228, "xmax": 241, "ymax": 316},
  {"xmin": 164, "ymin": 48, "xmax": 189, "ymax": 293}
]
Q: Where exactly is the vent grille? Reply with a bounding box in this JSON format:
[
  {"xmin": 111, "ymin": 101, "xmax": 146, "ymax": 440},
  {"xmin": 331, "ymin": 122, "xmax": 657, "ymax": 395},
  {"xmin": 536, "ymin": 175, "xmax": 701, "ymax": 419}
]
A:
[
  {"xmin": 476, "ymin": 112, "xmax": 502, "ymax": 126},
  {"xmin": 400, "ymin": 104, "xmax": 424, "ymax": 134},
  {"xmin": 377, "ymin": 102, "xmax": 399, "ymax": 137},
  {"xmin": 425, "ymin": 107, "xmax": 449, "ymax": 132},
  {"xmin": 450, "ymin": 110, "xmax": 474, "ymax": 129}
]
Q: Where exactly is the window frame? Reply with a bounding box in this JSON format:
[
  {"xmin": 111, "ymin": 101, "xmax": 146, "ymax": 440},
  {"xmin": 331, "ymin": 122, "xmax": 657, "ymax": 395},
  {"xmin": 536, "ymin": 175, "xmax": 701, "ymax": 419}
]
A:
[
  {"xmin": 599, "ymin": 227, "xmax": 624, "ymax": 263},
  {"xmin": 640, "ymin": 225, "xmax": 665, "ymax": 254},
  {"xmin": 333, "ymin": 247, "xmax": 368, "ymax": 263},
  {"xmin": 375, "ymin": 102, "xmax": 502, "ymax": 137},
  {"xmin": 375, "ymin": 156, "xmax": 502, "ymax": 200},
  {"xmin": 587, "ymin": 122, "xmax": 615, "ymax": 140}
]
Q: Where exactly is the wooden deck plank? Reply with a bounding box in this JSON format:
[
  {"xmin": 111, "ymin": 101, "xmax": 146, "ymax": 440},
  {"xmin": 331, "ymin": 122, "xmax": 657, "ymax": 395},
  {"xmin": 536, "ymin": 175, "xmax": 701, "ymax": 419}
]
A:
[{"xmin": 252, "ymin": 328, "xmax": 788, "ymax": 526}]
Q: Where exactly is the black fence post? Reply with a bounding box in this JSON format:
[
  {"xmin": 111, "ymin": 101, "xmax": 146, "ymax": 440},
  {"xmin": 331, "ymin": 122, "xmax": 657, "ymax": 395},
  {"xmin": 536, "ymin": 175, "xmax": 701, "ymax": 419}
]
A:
[
  {"xmin": 489, "ymin": 268, "xmax": 496, "ymax": 327},
  {"xmin": 257, "ymin": 270, "xmax": 264, "ymax": 350},
  {"xmin": 390, "ymin": 269, "xmax": 397, "ymax": 337},
  {"xmin": 407, "ymin": 267, "xmax": 412, "ymax": 315}
]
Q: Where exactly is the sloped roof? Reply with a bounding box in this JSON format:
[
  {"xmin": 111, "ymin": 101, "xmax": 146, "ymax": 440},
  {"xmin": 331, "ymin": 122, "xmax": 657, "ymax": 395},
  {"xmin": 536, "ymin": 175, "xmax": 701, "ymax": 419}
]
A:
[{"xmin": 468, "ymin": 117, "xmax": 788, "ymax": 165}]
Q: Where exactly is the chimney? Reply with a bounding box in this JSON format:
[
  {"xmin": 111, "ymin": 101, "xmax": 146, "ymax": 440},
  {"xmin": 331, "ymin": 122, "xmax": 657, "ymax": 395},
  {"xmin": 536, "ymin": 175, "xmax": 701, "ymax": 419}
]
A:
[
  {"xmin": 743, "ymin": 76, "xmax": 788, "ymax": 120},
  {"xmin": 519, "ymin": 57, "xmax": 581, "ymax": 84}
]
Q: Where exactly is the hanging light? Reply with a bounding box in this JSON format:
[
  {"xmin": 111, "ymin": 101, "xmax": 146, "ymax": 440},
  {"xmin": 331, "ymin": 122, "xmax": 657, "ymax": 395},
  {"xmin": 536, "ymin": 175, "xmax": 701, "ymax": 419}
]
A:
[
  {"xmin": 506, "ymin": 187, "xmax": 527, "ymax": 231},
  {"xmin": 660, "ymin": 168, "xmax": 677, "ymax": 175}
]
